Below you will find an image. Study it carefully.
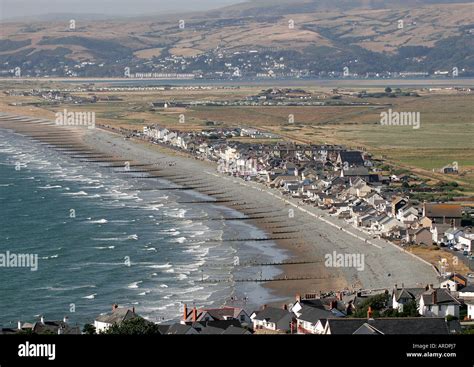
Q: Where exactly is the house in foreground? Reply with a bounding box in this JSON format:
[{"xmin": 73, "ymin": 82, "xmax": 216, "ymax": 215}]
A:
[
  {"xmin": 391, "ymin": 285, "xmax": 425, "ymax": 312},
  {"xmin": 458, "ymin": 283, "xmax": 474, "ymax": 320},
  {"xmin": 323, "ymin": 315, "xmax": 449, "ymax": 335},
  {"xmin": 418, "ymin": 287, "xmax": 461, "ymax": 318},
  {"xmin": 1, "ymin": 317, "xmax": 80, "ymax": 335},
  {"xmin": 251, "ymin": 306, "xmax": 293, "ymax": 332},
  {"xmin": 181, "ymin": 305, "xmax": 251, "ymax": 325},
  {"xmin": 94, "ymin": 304, "xmax": 138, "ymax": 333}
]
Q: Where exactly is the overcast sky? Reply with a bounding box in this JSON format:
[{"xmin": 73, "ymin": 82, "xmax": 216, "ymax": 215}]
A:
[{"xmin": 1, "ymin": 0, "xmax": 245, "ymax": 20}]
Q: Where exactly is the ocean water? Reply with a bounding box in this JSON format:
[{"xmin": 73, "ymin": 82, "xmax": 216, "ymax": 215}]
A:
[{"xmin": 0, "ymin": 128, "xmax": 287, "ymax": 328}]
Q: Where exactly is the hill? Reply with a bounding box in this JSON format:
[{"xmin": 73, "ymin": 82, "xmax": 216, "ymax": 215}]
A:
[{"xmin": 0, "ymin": 0, "xmax": 473, "ymax": 78}]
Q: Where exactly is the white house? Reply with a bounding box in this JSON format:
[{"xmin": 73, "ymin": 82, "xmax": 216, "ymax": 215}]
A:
[
  {"xmin": 391, "ymin": 286, "xmax": 425, "ymax": 312},
  {"xmin": 418, "ymin": 287, "xmax": 460, "ymax": 318},
  {"xmin": 445, "ymin": 227, "xmax": 464, "ymax": 246},
  {"xmin": 396, "ymin": 205, "xmax": 418, "ymax": 224},
  {"xmin": 251, "ymin": 306, "xmax": 293, "ymax": 332},
  {"xmin": 457, "ymin": 233, "xmax": 474, "ymax": 253},
  {"xmin": 440, "ymin": 274, "xmax": 468, "ymax": 292},
  {"xmin": 296, "ymin": 307, "xmax": 342, "ymax": 334},
  {"xmin": 163, "ymin": 131, "xmax": 177, "ymax": 143},
  {"xmin": 373, "ymin": 216, "xmax": 402, "ymax": 234},
  {"xmin": 94, "ymin": 304, "xmax": 137, "ymax": 333},
  {"xmin": 458, "ymin": 284, "xmax": 474, "ymax": 320},
  {"xmin": 181, "ymin": 305, "xmax": 251, "ymax": 325}
]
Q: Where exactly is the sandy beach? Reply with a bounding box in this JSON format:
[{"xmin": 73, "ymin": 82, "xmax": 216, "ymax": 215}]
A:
[{"xmin": 0, "ymin": 114, "xmax": 440, "ymax": 303}]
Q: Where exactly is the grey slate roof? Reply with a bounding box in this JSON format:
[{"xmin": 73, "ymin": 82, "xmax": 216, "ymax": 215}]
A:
[
  {"xmin": 95, "ymin": 308, "xmax": 137, "ymax": 325},
  {"xmin": 393, "ymin": 287, "xmax": 425, "ymax": 302},
  {"xmin": 253, "ymin": 307, "xmax": 291, "ymax": 323},
  {"xmin": 339, "ymin": 151, "xmax": 364, "ymax": 166},
  {"xmin": 421, "ymin": 289, "xmax": 461, "ymax": 306},
  {"xmin": 32, "ymin": 321, "xmax": 81, "ymax": 335},
  {"xmin": 221, "ymin": 325, "xmax": 251, "ymax": 335},
  {"xmin": 298, "ymin": 306, "xmax": 334, "ymax": 324},
  {"xmin": 165, "ymin": 324, "xmax": 195, "ymax": 335},
  {"xmin": 327, "ymin": 318, "xmax": 449, "ymax": 335}
]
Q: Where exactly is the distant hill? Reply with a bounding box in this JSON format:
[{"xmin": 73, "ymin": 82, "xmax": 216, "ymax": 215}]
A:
[
  {"xmin": 211, "ymin": 0, "xmax": 474, "ymax": 15},
  {"xmin": 1, "ymin": 0, "xmax": 473, "ymax": 77}
]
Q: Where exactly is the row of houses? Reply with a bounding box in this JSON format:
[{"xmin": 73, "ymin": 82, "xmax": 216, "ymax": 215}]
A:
[
  {"xmin": 253, "ymin": 281, "xmax": 474, "ymax": 334},
  {"xmin": 8, "ymin": 280, "xmax": 471, "ymax": 335},
  {"xmin": 138, "ymin": 125, "xmax": 472, "ymax": 263}
]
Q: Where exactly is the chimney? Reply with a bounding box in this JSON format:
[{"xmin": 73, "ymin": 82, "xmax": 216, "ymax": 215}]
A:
[
  {"xmin": 17, "ymin": 321, "xmax": 21, "ymax": 330},
  {"xmin": 262, "ymin": 304, "xmax": 267, "ymax": 310},
  {"xmin": 429, "ymin": 284, "xmax": 434, "ymax": 290},
  {"xmin": 192, "ymin": 307, "xmax": 197, "ymax": 322},
  {"xmin": 394, "ymin": 284, "xmax": 398, "ymax": 290},
  {"xmin": 112, "ymin": 304, "xmax": 118, "ymax": 312},
  {"xmin": 367, "ymin": 306, "xmax": 373, "ymax": 319},
  {"xmin": 183, "ymin": 304, "xmax": 188, "ymax": 321},
  {"xmin": 282, "ymin": 304, "xmax": 288, "ymax": 311},
  {"xmin": 40, "ymin": 315, "xmax": 45, "ymax": 324},
  {"xmin": 63, "ymin": 316, "xmax": 68, "ymax": 324},
  {"xmin": 132, "ymin": 306, "xmax": 135, "ymax": 314},
  {"xmin": 295, "ymin": 293, "xmax": 301, "ymax": 303}
]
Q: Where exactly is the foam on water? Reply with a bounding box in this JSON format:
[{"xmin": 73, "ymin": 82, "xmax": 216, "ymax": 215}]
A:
[{"xmin": 0, "ymin": 127, "xmax": 287, "ymax": 326}]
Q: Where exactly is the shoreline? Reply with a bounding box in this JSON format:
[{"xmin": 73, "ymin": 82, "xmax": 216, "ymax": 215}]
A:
[
  {"xmin": 0, "ymin": 115, "xmax": 440, "ymax": 305},
  {"xmin": 0, "ymin": 122, "xmax": 287, "ymax": 322}
]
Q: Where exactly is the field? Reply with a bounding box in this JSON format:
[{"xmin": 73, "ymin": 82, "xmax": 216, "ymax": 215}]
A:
[{"xmin": 1, "ymin": 80, "xmax": 473, "ymax": 195}]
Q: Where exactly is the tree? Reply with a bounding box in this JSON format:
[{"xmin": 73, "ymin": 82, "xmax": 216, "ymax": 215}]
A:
[
  {"xmin": 385, "ymin": 87, "xmax": 392, "ymax": 93},
  {"xmin": 399, "ymin": 300, "xmax": 419, "ymax": 317},
  {"xmin": 461, "ymin": 326, "xmax": 474, "ymax": 334},
  {"xmin": 103, "ymin": 317, "xmax": 161, "ymax": 335},
  {"xmin": 83, "ymin": 323, "xmax": 96, "ymax": 335},
  {"xmin": 352, "ymin": 293, "xmax": 389, "ymax": 318}
]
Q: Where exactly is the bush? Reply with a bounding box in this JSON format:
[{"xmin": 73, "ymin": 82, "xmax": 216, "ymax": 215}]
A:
[{"xmin": 103, "ymin": 317, "xmax": 161, "ymax": 335}]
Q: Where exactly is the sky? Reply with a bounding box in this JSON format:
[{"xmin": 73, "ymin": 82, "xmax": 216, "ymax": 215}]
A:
[{"xmin": 1, "ymin": 0, "xmax": 246, "ymax": 20}]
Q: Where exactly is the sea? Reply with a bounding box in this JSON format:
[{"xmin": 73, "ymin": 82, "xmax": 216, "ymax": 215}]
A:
[{"xmin": 0, "ymin": 127, "xmax": 288, "ymax": 328}]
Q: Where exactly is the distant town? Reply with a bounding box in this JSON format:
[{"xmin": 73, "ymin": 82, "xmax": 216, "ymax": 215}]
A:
[{"xmin": 1, "ymin": 47, "xmax": 470, "ymax": 80}]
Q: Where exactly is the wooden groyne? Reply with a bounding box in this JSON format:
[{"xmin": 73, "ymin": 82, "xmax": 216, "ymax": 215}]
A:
[{"xmin": 200, "ymin": 275, "xmax": 331, "ymax": 284}]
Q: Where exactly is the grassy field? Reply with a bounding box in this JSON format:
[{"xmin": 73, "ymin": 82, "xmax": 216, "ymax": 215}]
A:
[{"xmin": 1, "ymin": 82, "xmax": 473, "ymax": 195}]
